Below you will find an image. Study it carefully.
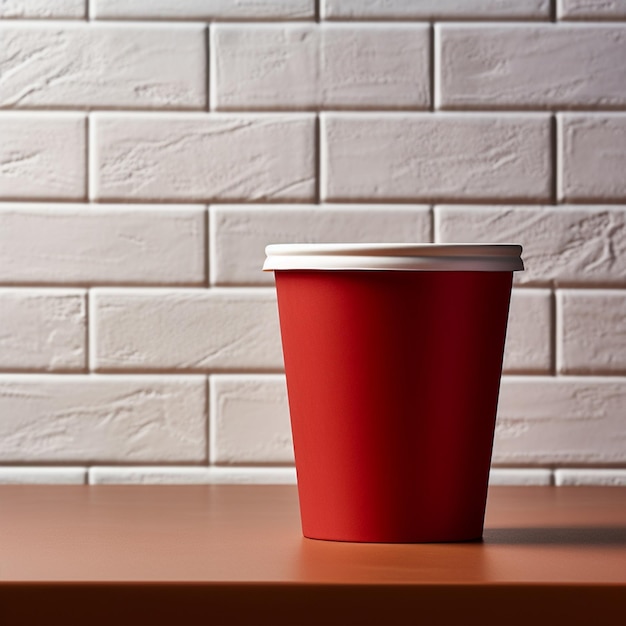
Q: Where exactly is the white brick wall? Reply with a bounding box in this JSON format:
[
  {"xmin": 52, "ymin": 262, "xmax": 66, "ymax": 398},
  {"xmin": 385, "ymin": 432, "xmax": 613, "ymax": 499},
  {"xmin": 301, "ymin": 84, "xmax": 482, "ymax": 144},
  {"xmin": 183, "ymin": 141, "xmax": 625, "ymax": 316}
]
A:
[
  {"xmin": 559, "ymin": 114, "xmax": 626, "ymax": 201},
  {"xmin": 91, "ymin": 113, "xmax": 316, "ymax": 202},
  {"xmin": 557, "ymin": 290, "xmax": 626, "ymax": 374},
  {"xmin": 322, "ymin": 1, "xmax": 551, "ymax": 20},
  {"xmin": 494, "ymin": 377, "xmax": 626, "ymax": 465},
  {"xmin": 0, "ymin": 0, "xmax": 85, "ymax": 19},
  {"xmin": 0, "ymin": 113, "xmax": 86, "ymax": 200},
  {"xmin": 557, "ymin": 0, "xmax": 626, "ymax": 20},
  {"xmin": 0, "ymin": 204, "xmax": 205, "ymax": 285},
  {"xmin": 1, "ymin": 0, "xmax": 625, "ymax": 486},
  {"xmin": 437, "ymin": 24, "xmax": 626, "ymax": 109},
  {"xmin": 0, "ymin": 375, "xmax": 207, "ymax": 462},
  {"xmin": 92, "ymin": 0, "xmax": 314, "ymax": 21},
  {"xmin": 0, "ymin": 289, "xmax": 86, "ymax": 371},
  {"xmin": 91, "ymin": 288, "xmax": 282, "ymax": 371},
  {"xmin": 322, "ymin": 113, "xmax": 552, "ymax": 202},
  {"xmin": 212, "ymin": 24, "xmax": 430, "ymax": 110},
  {"xmin": 0, "ymin": 23, "xmax": 207, "ymax": 109}
]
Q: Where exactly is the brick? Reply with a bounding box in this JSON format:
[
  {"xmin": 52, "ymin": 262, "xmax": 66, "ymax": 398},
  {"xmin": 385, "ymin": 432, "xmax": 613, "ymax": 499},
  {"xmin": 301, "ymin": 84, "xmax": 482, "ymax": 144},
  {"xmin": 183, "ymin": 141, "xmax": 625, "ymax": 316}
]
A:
[
  {"xmin": 489, "ymin": 469, "xmax": 552, "ymax": 485},
  {"xmin": 505, "ymin": 290, "xmax": 552, "ymax": 374},
  {"xmin": 210, "ymin": 204, "xmax": 432, "ymax": 286},
  {"xmin": 0, "ymin": 289, "xmax": 85, "ymax": 371},
  {"xmin": 207, "ymin": 467, "xmax": 297, "ymax": 483},
  {"xmin": 0, "ymin": 204, "xmax": 205, "ymax": 285},
  {"xmin": 210, "ymin": 375, "xmax": 292, "ymax": 464},
  {"xmin": 213, "ymin": 24, "xmax": 429, "ymax": 110},
  {"xmin": 0, "ymin": 375, "xmax": 206, "ymax": 463},
  {"xmin": 438, "ymin": 25, "xmax": 626, "ymax": 110},
  {"xmin": 89, "ymin": 466, "xmax": 297, "ymax": 484},
  {"xmin": 0, "ymin": 467, "xmax": 86, "ymax": 484},
  {"xmin": 92, "ymin": 113, "xmax": 315, "ymax": 202},
  {"xmin": 558, "ymin": 0, "xmax": 626, "ymax": 20},
  {"xmin": 559, "ymin": 114, "xmax": 626, "ymax": 202},
  {"xmin": 0, "ymin": 24, "xmax": 206, "ymax": 109},
  {"xmin": 0, "ymin": 113, "xmax": 85, "ymax": 201},
  {"xmin": 558, "ymin": 290, "xmax": 626, "ymax": 374},
  {"xmin": 436, "ymin": 206, "xmax": 626, "ymax": 287},
  {"xmin": 493, "ymin": 377, "xmax": 626, "ymax": 465},
  {"xmin": 322, "ymin": 114, "xmax": 551, "ymax": 202},
  {"xmin": 92, "ymin": 289, "xmax": 282, "ymax": 371},
  {"xmin": 93, "ymin": 0, "xmax": 313, "ymax": 20},
  {"xmin": 555, "ymin": 469, "xmax": 626, "ymax": 486},
  {"xmin": 323, "ymin": 0, "xmax": 549, "ymax": 20},
  {"xmin": 0, "ymin": 0, "xmax": 85, "ymax": 18},
  {"xmin": 90, "ymin": 467, "xmax": 213, "ymax": 484}
]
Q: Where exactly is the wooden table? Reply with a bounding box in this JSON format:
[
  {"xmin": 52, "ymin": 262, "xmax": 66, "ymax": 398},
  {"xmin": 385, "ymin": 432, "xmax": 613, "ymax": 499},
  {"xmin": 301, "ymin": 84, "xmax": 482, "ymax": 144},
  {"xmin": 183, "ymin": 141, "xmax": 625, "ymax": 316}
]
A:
[{"xmin": 1, "ymin": 485, "xmax": 624, "ymax": 625}]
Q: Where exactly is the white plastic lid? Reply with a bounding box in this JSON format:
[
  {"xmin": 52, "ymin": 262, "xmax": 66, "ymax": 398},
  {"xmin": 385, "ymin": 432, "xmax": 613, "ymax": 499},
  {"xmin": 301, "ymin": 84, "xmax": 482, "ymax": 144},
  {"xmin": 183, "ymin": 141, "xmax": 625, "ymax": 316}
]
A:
[{"xmin": 263, "ymin": 243, "xmax": 524, "ymax": 272}]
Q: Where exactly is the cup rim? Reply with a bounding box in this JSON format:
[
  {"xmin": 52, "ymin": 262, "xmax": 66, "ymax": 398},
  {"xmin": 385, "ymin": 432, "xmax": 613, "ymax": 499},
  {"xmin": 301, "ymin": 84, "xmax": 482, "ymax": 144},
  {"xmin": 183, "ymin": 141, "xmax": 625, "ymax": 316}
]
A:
[{"xmin": 263, "ymin": 243, "xmax": 524, "ymax": 272}]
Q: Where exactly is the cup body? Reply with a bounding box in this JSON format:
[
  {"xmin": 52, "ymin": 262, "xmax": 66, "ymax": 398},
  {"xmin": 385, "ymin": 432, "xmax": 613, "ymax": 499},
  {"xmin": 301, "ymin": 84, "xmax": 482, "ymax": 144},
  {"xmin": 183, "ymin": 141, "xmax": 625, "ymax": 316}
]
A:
[{"xmin": 274, "ymin": 269, "xmax": 513, "ymax": 543}]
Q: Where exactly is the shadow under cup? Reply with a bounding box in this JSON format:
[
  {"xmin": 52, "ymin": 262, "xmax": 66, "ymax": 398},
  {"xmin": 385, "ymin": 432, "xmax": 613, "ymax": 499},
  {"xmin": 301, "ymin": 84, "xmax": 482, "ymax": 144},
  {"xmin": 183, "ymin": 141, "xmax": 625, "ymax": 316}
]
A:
[{"xmin": 265, "ymin": 244, "xmax": 524, "ymax": 543}]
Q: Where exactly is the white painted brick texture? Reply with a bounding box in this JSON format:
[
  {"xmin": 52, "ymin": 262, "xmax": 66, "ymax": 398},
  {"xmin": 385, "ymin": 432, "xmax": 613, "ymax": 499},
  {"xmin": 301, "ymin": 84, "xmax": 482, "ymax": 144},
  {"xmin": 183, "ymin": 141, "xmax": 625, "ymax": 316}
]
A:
[
  {"xmin": 322, "ymin": 0, "xmax": 550, "ymax": 20},
  {"xmin": 92, "ymin": 289, "xmax": 282, "ymax": 371},
  {"xmin": 92, "ymin": 114, "xmax": 316, "ymax": 202},
  {"xmin": 559, "ymin": 114, "xmax": 626, "ymax": 202},
  {"xmin": 0, "ymin": 376, "xmax": 207, "ymax": 462},
  {"xmin": 558, "ymin": 0, "xmax": 626, "ymax": 20},
  {"xmin": 0, "ymin": 289, "xmax": 85, "ymax": 371},
  {"xmin": 558, "ymin": 290, "xmax": 626, "ymax": 374},
  {"xmin": 213, "ymin": 24, "xmax": 430, "ymax": 110},
  {"xmin": 322, "ymin": 114, "xmax": 552, "ymax": 202},
  {"xmin": 0, "ymin": 205, "xmax": 205, "ymax": 285},
  {"xmin": 0, "ymin": 113, "xmax": 85, "ymax": 200},
  {"xmin": 210, "ymin": 375, "xmax": 292, "ymax": 464},
  {"xmin": 438, "ymin": 24, "xmax": 626, "ymax": 109},
  {"xmin": 488, "ymin": 469, "xmax": 552, "ymax": 486},
  {"xmin": 494, "ymin": 377, "xmax": 626, "ymax": 465},
  {"xmin": 89, "ymin": 466, "xmax": 297, "ymax": 484},
  {"xmin": 92, "ymin": 0, "xmax": 314, "ymax": 20},
  {"xmin": 0, "ymin": 467, "xmax": 86, "ymax": 484},
  {"xmin": 0, "ymin": 24, "xmax": 206, "ymax": 109},
  {"xmin": 0, "ymin": 0, "xmax": 85, "ymax": 19},
  {"xmin": 505, "ymin": 289, "xmax": 552, "ymax": 374},
  {"xmin": 1, "ymin": 3, "xmax": 625, "ymax": 482},
  {"xmin": 555, "ymin": 469, "xmax": 626, "ymax": 486}
]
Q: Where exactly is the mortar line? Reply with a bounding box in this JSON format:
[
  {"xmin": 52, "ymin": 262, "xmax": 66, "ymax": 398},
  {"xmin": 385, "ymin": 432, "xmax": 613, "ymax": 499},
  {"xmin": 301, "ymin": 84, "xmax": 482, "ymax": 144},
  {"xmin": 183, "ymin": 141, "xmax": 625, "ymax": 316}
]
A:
[
  {"xmin": 205, "ymin": 376, "xmax": 211, "ymax": 465},
  {"xmin": 551, "ymin": 113, "xmax": 559, "ymax": 205},
  {"xmin": 84, "ymin": 290, "xmax": 91, "ymax": 372},
  {"xmin": 84, "ymin": 113, "xmax": 90, "ymax": 201},
  {"xmin": 552, "ymin": 288, "xmax": 560, "ymax": 376},
  {"xmin": 205, "ymin": 205, "xmax": 211, "ymax": 287},
  {"xmin": 204, "ymin": 24, "xmax": 213, "ymax": 112},
  {"xmin": 208, "ymin": 23, "xmax": 217, "ymax": 111},
  {"xmin": 315, "ymin": 114, "xmax": 321, "ymax": 204},
  {"xmin": 430, "ymin": 22, "xmax": 436, "ymax": 112}
]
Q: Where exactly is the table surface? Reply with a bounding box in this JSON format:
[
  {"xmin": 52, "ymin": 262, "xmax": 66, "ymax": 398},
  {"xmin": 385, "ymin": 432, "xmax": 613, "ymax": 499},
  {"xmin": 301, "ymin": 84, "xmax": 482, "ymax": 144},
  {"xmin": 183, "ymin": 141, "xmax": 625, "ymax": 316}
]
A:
[{"xmin": 1, "ymin": 485, "xmax": 625, "ymax": 626}]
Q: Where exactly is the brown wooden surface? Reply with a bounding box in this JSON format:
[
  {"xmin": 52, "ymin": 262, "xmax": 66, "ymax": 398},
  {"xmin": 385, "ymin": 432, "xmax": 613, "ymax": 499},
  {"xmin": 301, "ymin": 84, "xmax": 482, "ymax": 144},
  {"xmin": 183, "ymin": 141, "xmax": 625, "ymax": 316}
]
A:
[{"xmin": 1, "ymin": 485, "xmax": 625, "ymax": 625}]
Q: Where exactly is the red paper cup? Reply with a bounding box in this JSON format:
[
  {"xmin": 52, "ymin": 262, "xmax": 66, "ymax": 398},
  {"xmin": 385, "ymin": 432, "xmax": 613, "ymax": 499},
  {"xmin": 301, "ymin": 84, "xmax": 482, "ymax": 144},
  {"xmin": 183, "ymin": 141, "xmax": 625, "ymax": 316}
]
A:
[{"xmin": 264, "ymin": 244, "xmax": 524, "ymax": 543}]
